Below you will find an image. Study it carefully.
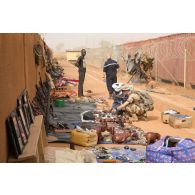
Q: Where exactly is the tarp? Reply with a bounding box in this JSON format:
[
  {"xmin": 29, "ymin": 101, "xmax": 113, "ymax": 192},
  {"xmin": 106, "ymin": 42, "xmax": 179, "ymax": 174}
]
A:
[
  {"xmin": 48, "ymin": 100, "xmax": 96, "ymax": 143},
  {"xmin": 53, "ymin": 100, "xmax": 96, "ymax": 129}
]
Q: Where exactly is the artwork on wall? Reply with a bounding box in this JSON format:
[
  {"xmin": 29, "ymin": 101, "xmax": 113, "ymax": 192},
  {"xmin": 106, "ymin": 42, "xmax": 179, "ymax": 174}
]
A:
[
  {"xmin": 6, "ymin": 117, "xmax": 20, "ymax": 158},
  {"xmin": 22, "ymin": 89, "xmax": 35, "ymax": 123},
  {"xmin": 17, "ymin": 116, "xmax": 28, "ymax": 145},
  {"xmin": 17, "ymin": 106, "xmax": 30, "ymax": 138},
  {"xmin": 6, "ymin": 89, "xmax": 36, "ymax": 158},
  {"xmin": 7, "ymin": 111, "xmax": 25, "ymax": 155}
]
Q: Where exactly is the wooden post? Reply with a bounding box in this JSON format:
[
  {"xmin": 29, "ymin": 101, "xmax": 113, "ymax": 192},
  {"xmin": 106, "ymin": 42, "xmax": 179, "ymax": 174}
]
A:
[
  {"xmin": 155, "ymin": 53, "xmax": 158, "ymax": 81},
  {"xmin": 184, "ymin": 48, "xmax": 187, "ymax": 88}
]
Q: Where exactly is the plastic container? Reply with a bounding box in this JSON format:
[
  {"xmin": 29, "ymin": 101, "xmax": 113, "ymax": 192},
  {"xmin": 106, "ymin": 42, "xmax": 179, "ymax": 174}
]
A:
[{"xmin": 54, "ymin": 99, "xmax": 65, "ymax": 107}]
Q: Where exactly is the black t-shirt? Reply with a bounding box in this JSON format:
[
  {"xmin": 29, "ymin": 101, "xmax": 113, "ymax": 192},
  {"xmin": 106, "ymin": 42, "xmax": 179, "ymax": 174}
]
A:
[{"xmin": 76, "ymin": 56, "xmax": 86, "ymax": 71}]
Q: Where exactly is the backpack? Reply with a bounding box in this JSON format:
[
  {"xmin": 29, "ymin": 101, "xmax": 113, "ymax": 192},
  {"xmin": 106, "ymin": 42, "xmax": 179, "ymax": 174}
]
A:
[{"xmin": 134, "ymin": 90, "xmax": 154, "ymax": 111}]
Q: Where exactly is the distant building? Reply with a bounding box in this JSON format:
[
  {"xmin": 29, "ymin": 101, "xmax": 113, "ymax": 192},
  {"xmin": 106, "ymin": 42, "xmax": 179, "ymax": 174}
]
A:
[{"xmin": 66, "ymin": 50, "xmax": 81, "ymax": 64}]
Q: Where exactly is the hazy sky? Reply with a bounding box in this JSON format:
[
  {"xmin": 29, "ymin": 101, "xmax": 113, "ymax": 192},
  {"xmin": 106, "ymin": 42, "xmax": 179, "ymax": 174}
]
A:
[{"xmin": 44, "ymin": 33, "xmax": 172, "ymax": 51}]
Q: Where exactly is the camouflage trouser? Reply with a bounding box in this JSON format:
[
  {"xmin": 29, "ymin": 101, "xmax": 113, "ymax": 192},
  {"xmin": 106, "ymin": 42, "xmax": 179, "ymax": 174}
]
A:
[{"xmin": 125, "ymin": 104, "xmax": 146, "ymax": 117}]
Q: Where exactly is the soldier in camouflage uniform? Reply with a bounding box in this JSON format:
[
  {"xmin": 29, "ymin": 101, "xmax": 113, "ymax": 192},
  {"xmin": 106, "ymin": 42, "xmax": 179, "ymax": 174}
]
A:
[
  {"xmin": 112, "ymin": 83, "xmax": 153, "ymax": 121},
  {"xmin": 125, "ymin": 93, "xmax": 146, "ymax": 121}
]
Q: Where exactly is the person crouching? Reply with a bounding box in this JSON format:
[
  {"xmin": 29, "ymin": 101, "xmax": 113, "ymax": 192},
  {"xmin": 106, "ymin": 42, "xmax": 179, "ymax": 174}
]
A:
[{"xmin": 112, "ymin": 84, "xmax": 146, "ymax": 121}]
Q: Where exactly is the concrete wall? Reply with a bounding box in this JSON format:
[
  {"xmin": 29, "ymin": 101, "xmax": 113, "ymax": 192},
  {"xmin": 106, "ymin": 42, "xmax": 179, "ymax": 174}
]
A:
[{"xmin": 0, "ymin": 33, "xmax": 47, "ymax": 162}]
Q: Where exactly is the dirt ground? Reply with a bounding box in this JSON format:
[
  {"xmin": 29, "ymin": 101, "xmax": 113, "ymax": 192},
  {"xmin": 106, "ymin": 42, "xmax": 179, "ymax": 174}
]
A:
[{"xmin": 45, "ymin": 60, "xmax": 195, "ymax": 161}]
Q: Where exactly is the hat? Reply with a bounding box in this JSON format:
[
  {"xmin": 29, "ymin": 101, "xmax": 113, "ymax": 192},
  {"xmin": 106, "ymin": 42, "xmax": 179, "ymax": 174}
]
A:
[{"xmin": 112, "ymin": 83, "xmax": 123, "ymax": 92}]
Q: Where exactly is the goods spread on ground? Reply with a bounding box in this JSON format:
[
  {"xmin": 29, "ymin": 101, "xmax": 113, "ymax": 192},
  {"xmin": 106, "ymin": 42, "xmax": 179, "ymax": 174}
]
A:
[{"xmin": 8, "ymin": 57, "xmax": 195, "ymax": 163}]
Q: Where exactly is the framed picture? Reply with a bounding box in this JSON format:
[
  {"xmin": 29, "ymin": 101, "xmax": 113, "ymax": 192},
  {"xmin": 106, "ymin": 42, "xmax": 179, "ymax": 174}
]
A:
[
  {"xmin": 6, "ymin": 117, "xmax": 20, "ymax": 158},
  {"xmin": 17, "ymin": 94, "xmax": 23, "ymax": 107},
  {"xmin": 27, "ymin": 100, "xmax": 35, "ymax": 123},
  {"xmin": 22, "ymin": 89, "xmax": 28, "ymax": 104},
  {"xmin": 9, "ymin": 111, "xmax": 24, "ymax": 154},
  {"xmin": 23, "ymin": 104, "xmax": 31, "ymax": 129},
  {"xmin": 22, "ymin": 89, "xmax": 35, "ymax": 123},
  {"xmin": 17, "ymin": 106, "xmax": 30, "ymax": 137},
  {"xmin": 17, "ymin": 116, "xmax": 28, "ymax": 145}
]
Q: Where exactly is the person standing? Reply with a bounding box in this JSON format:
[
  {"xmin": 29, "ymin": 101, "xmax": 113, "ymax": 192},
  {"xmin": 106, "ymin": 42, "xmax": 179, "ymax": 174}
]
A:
[
  {"xmin": 103, "ymin": 55, "xmax": 119, "ymax": 99},
  {"xmin": 75, "ymin": 49, "xmax": 87, "ymax": 97}
]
